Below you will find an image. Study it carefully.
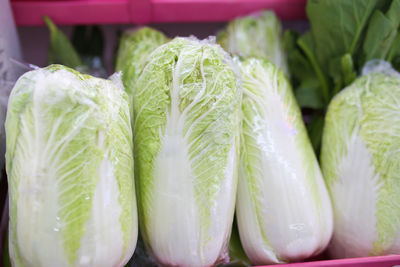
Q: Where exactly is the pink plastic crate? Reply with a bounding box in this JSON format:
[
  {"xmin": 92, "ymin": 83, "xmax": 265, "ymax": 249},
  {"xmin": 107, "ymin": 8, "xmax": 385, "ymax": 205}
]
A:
[
  {"xmin": 9, "ymin": 1, "xmax": 400, "ymax": 266},
  {"xmin": 11, "ymin": 0, "xmax": 306, "ymax": 25},
  {"xmin": 11, "ymin": 0, "xmax": 131, "ymax": 25},
  {"xmin": 149, "ymin": 0, "xmax": 306, "ymax": 23},
  {"xmin": 259, "ymin": 255, "xmax": 400, "ymax": 267}
]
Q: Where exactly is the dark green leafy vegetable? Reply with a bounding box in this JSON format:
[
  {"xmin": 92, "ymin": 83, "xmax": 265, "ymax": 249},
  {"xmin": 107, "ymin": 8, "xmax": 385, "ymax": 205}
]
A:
[
  {"xmin": 2, "ymin": 230, "xmax": 10, "ymax": 267},
  {"xmin": 286, "ymin": 0, "xmax": 400, "ymax": 152},
  {"xmin": 284, "ymin": 31, "xmax": 324, "ymax": 110},
  {"xmin": 307, "ymin": 0, "xmax": 383, "ymax": 71},
  {"xmin": 222, "ymin": 220, "xmax": 251, "ymax": 267},
  {"xmin": 44, "ymin": 17, "xmax": 106, "ymax": 77},
  {"xmin": 361, "ymin": 0, "xmax": 400, "ymax": 66},
  {"xmin": 307, "ymin": 113, "xmax": 325, "ymax": 152},
  {"xmin": 387, "ymin": 31, "xmax": 400, "ymax": 62},
  {"xmin": 43, "ymin": 16, "xmax": 83, "ymax": 68},
  {"xmin": 71, "ymin": 25, "xmax": 104, "ymax": 58}
]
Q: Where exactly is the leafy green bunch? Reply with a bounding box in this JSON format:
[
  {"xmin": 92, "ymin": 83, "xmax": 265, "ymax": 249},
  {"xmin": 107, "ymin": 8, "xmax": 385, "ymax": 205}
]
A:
[{"xmin": 286, "ymin": 0, "xmax": 400, "ymax": 152}]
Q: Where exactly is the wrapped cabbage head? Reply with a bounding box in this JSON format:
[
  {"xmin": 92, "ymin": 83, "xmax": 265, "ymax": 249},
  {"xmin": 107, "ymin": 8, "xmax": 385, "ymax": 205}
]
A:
[
  {"xmin": 321, "ymin": 66, "xmax": 400, "ymax": 258},
  {"xmin": 116, "ymin": 27, "xmax": 168, "ymax": 102},
  {"xmin": 134, "ymin": 37, "xmax": 241, "ymax": 267},
  {"xmin": 237, "ymin": 58, "xmax": 333, "ymax": 264},
  {"xmin": 6, "ymin": 65, "xmax": 137, "ymax": 267},
  {"xmin": 217, "ymin": 11, "xmax": 289, "ymax": 77}
]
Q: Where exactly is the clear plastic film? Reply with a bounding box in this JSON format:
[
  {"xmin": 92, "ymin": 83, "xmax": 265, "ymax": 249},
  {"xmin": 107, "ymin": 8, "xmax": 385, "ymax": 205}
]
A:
[
  {"xmin": 0, "ymin": 80, "xmax": 13, "ymax": 169},
  {"xmin": 321, "ymin": 60, "xmax": 400, "ymax": 259},
  {"xmin": 0, "ymin": 0, "xmax": 24, "ymax": 173},
  {"xmin": 5, "ymin": 65, "xmax": 138, "ymax": 267},
  {"xmin": 361, "ymin": 59, "xmax": 400, "ymax": 78},
  {"xmin": 236, "ymin": 58, "xmax": 333, "ymax": 265},
  {"xmin": 133, "ymin": 37, "xmax": 242, "ymax": 267}
]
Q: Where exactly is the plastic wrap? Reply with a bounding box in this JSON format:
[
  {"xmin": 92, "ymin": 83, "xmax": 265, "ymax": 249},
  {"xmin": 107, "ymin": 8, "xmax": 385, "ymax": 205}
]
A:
[
  {"xmin": 237, "ymin": 58, "xmax": 333, "ymax": 265},
  {"xmin": 0, "ymin": 0, "xmax": 23, "ymax": 172},
  {"xmin": 321, "ymin": 61, "xmax": 400, "ymax": 259},
  {"xmin": 5, "ymin": 65, "xmax": 137, "ymax": 267},
  {"xmin": 217, "ymin": 10, "xmax": 289, "ymax": 77},
  {"xmin": 133, "ymin": 37, "xmax": 241, "ymax": 267},
  {"xmin": 0, "ymin": 81, "xmax": 13, "ymax": 170}
]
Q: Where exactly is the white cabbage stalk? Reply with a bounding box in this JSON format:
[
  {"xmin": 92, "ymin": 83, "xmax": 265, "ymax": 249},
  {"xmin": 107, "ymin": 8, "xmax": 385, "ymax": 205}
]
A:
[
  {"xmin": 321, "ymin": 66, "xmax": 400, "ymax": 258},
  {"xmin": 5, "ymin": 65, "xmax": 137, "ymax": 267},
  {"xmin": 133, "ymin": 37, "xmax": 241, "ymax": 267},
  {"xmin": 217, "ymin": 11, "xmax": 289, "ymax": 77},
  {"xmin": 237, "ymin": 58, "xmax": 333, "ymax": 264}
]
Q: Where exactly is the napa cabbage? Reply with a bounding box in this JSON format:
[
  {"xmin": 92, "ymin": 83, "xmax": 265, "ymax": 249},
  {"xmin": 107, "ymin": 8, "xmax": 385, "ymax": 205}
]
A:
[
  {"xmin": 6, "ymin": 65, "xmax": 137, "ymax": 267},
  {"xmin": 321, "ymin": 62, "xmax": 400, "ymax": 258},
  {"xmin": 133, "ymin": 37, "xmax": 241, "ymax": 267},
  {"xmin": 237, "ymin": 58, "xmax": 333, "ymax": 264}
]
